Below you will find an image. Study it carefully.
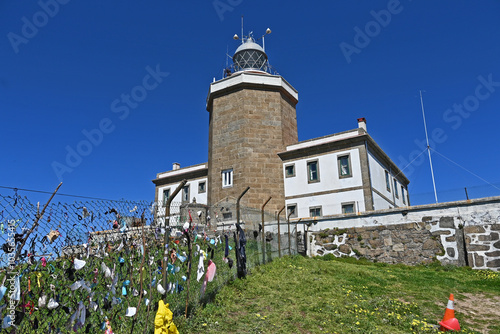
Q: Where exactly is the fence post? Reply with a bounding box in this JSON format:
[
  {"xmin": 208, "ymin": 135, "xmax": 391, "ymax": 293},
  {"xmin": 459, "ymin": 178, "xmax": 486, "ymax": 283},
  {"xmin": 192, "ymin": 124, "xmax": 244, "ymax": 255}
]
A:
[
  {"xmin": 162, "ymin": 179, "xmax": 187, "ymax": 302},
  {"xmin": 261, "ymin": 197, "xmax": 272, "ymax": 264},
  {"xmin": 287, "ymin": 211, "xmax": 293, "ymax": 255},
  {"xmin": 235, "ymin": 187, "xmax": 250, "ymax": 278},
  {"xmin": 15, "ymin": 182, "xmax": 62, "ymax": 261},
  {"xmin": 277, "ymin": 206, "xmax": 285, "ymax": 258}
]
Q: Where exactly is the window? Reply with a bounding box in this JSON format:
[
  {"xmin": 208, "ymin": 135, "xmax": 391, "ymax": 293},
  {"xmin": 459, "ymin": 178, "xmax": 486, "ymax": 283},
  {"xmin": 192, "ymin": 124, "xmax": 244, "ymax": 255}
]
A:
[
  {"xmin": 182, "ymin": 185, "xmax": 190, "ymax": 203},
  {"xmin": 342, "ymin": 203, "xmax": 355, "ymax": 214},
  {"xmin": 394, "ymin": 179, "xmax": 399, "ymax": 198},
  {"xmin": 162, "ymin": 188, "xmax": 170, "ymax": 206},
  {"xmin": 222, "ymin": 212, "xmax": 233, "ymax": 220},
  {"xmin": 309, "ymin": 206, "xmax": 322, "ymax": 217},
  {"xmin": 307, "ymin": 160, "xmax": 319, "ymax": 183},
  {"xmin": 287, "ymin": 204, "xmax": 297, "ymax": 218},
  {"xmin": 285, "ymin": 164, "xmax": 295, "ymax": 178},
  {"xmin": 385, "ymin": 170, "xmax": 391, "ymax": 192},
  {"xmin": 198, "ymin": 181, "xmax": 206, "ymax": 193},
  {"xmin": 338, "ymin": 155, "xmax": 352, "ymax": 178},
  {"xmin": 222, "ymin": 169, "xmax": 233, "ymax": 188},
  {"xmin": 401, "ymin": 186, "xmax": 406, "ymax": 204}
]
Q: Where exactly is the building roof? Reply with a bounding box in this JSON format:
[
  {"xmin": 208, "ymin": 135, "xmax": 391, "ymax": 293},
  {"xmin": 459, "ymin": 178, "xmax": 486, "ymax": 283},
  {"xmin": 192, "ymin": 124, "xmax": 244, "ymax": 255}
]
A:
[
  {"xmin": 278, "ymin": 128, "xmax": 410, "ymax": 185},
  {"xmin": 152, "ymin": 162, "xmax": 208, "ymax": 186}
]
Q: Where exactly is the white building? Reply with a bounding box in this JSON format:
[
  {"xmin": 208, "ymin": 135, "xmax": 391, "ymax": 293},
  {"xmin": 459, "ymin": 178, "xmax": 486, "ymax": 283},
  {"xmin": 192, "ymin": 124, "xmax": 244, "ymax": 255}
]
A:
[
  {"xmin": 153, "ymin": 162, "xmax": 208, "ymax": 225},
  {"xmin": 278, "ymin": 118, "xmax": 410, "ymax": 220},
  {"xmin": 152, "ymin": 34, "xmax": 410, "ymax": 225}
]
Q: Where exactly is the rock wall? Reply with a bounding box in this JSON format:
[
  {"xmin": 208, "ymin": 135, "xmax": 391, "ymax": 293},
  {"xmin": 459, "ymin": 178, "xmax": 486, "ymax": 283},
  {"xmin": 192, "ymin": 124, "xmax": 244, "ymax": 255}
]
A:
[
  {"xmin": 301, "ymin": 196, "xmax": 500, "ymax": 271},
  {"xmin": 310, "ymin": 222, "xmax": 445, "ymax": 265},
  {"xmin": 465, "ymin": 225, "xmax": 500, "ymax": 270}
]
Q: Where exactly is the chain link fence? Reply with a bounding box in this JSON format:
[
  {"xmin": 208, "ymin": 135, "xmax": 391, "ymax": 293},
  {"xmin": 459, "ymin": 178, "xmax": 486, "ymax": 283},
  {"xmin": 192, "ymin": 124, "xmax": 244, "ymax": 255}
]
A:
[{"xmin": 0, "ymin": 189, "xmax": 297, "ymax": 333}]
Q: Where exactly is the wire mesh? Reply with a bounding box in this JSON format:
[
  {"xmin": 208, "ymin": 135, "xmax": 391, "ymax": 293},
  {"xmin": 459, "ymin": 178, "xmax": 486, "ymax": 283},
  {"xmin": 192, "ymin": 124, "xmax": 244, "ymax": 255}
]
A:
[{"xmin": 0, "ymin": 191, "xmax": 298, "ymax": 333}]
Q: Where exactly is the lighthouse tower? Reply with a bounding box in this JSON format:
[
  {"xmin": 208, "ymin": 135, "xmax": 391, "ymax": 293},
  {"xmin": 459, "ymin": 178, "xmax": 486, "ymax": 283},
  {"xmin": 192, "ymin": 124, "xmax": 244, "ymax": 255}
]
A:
[{"xmin": 207, "ymin": 32, "xmax": 299, "ymax": 213}]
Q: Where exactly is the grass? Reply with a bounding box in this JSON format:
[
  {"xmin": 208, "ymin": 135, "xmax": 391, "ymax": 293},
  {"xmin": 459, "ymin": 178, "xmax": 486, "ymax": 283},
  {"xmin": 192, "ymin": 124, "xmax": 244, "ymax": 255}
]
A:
[{"xmin": 177, "ymin": 256, "xmax": 500, "ymax": 334}]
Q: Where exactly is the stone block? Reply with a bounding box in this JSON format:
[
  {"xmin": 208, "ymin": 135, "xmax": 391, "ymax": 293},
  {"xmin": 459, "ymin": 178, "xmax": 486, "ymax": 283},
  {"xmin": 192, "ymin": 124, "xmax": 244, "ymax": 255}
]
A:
[
  {"xmin": 474, "ymin": 254, "xmax": 485, "ymax": 267},
  {"xmin": 432, "ymin": 230, "xmax": 451, "ymax": 235},
  {"xmin": 486, "ymin": 259, "xmax": 500, "ymax": 268},
  {"xmin": 468, "ymin": 244, "xmax": 490, "ymax": 252},
  {"xmin": 485, "ymin": 250, "xmax": 500, "ymax": 257},
  {"xmin": 494, "ymin": 240, "xmax": 500, "ymax": 248},
  {"xmin": 383, "ymin": 237, "xmax": 393, "ymax": 246},
  {"xmin": 361, "ymin": 233, "xmax": 371, "ymax": 240},
  {"xmin": 357, "ymin": 248, "xmax": 368, "ymax": 256},
  {"xmin": 445, "ymin": 236, "xmax": 457, "ymax": 242},
  {"xmin": 406, "ymin": 243, "xmax": 420, "ymax": 250},
  {"xmin": 368, "ymin": 239, "xmax": 382, "ymax": 248},
  {"xmin": 393, "ymin": 243, "xmax": 405, "ymax": 252},
  {"xmin": 422, "ymin": 239, "xmax": 440, "ymax": 250},
  {"xmin": 439, "ymin": 217, "xmax": 455, "ymax": 228},
  {"xmin": 491, "ymin": 224, "xmax": 500, "ymax": 231},
  {"xmin": 478, "ymin": 234, "xmax": 498, "ymax": 241},
  {"xmin": 324, "ymin": 244, "xmax": 338, "ymax": 251},
  {"xmin": 465, "ymin": 226, "xmax": 486, "ymax": 233},
  {"xmin": 446, "ymin": 247, "xmax": 455, "ymax": 258},
  {"xmin": 422, "ymin": 216, "xmax": 433, "ymax": 222},
  {"xmin": 339, "ymin": 244, "xmax": 351, "ymax": 254}
]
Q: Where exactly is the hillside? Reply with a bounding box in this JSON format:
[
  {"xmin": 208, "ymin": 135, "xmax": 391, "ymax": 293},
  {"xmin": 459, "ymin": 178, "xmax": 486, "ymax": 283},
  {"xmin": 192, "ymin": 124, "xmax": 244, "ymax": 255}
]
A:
[{"xmin": 178, "ymin": 256, "xmax": 500, "ymax": 334}]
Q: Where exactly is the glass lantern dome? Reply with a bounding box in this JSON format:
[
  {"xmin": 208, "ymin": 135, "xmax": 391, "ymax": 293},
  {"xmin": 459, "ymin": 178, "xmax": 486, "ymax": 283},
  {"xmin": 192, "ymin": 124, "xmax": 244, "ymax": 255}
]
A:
[{"xmin": 232, "ymin": 37, "xmax": 268, "ymax": 72}]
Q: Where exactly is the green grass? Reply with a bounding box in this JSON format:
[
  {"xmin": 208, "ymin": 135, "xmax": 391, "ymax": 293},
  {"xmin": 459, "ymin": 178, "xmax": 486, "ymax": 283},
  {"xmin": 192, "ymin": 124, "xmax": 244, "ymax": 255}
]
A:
[{"xmin": 177, "ymin": 256, "xmax": 500, "ymax": 334}]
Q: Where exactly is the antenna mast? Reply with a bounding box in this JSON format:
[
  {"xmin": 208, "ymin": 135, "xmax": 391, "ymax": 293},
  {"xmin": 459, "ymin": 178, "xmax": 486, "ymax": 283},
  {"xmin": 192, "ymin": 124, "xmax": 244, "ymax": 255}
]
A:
[
  {"xmin": 419, "ymin": 90, "xmax": 438, "ymax": 203},
  {"xmin": 241, "ymin": 15, "xmax": 244, "ymax": 44}
]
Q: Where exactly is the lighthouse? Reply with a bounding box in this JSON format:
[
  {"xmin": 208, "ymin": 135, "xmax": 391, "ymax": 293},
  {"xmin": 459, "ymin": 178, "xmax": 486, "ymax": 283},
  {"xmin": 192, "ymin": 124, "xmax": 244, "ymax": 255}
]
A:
[{"xmin": 206, "ymin": 31, "xmax": 299, "ymax": 213}]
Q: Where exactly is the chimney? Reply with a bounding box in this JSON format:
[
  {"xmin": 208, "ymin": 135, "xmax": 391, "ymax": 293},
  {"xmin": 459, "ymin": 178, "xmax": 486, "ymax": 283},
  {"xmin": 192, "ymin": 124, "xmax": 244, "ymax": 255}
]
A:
[
  {"xmin": 172, "ymin": 162, "xmax": 180, "ymax": 170},
  {"xmin": 357, "ymin": 117, "xmax": 367, "ymax": 132}
]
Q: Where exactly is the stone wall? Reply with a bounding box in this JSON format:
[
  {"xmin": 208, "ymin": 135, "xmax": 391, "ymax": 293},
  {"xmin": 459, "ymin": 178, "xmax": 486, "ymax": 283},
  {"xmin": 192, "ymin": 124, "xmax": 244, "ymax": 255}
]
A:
[
  {"xmin": 465, "ymin": 224, "xmax": 500, "ymax": 270},
  {"xmin": 310, "ymin": 222, "xmax": 446, "ymax": 265},
  {"xmin": 300, "ymin": 196, "xmax": 500, "ymax": 271}
]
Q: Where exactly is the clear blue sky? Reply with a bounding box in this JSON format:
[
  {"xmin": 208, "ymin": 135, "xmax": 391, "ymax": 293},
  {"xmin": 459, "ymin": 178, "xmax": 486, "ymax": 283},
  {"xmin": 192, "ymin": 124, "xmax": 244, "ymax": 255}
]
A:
[{"xmin": 1, "ymin": 0, "xmax": 499, "ymax": 206}]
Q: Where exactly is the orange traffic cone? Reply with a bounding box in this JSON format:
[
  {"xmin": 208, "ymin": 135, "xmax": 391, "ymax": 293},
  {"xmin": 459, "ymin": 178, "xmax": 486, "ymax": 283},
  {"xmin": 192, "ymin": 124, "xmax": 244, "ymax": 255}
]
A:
[
  {"xmin": 439, "ymin": 294, "xmax": 456, "ymax": 331},
  {"xmin": 439, "ymin": 317, "xmax": 461, "ymax": 331}
]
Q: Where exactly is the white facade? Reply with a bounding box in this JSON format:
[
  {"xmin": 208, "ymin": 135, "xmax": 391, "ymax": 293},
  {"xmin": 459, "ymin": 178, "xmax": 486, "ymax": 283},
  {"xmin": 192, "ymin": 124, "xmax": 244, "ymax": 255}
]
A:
[
  {"xmin": 153, "ymin": 163, "xmax": 208, "ymax": 226},
  {"xmin": 157, "ymin": 179, "xmax": 208, "ymax": 206},
  {"xmin": 283, "ymin": 147, "xmax": 365, "ymax": 217},
  {"xmin": 368, "ymin": 151, "xmax": 409, "ymax": 209},
  {"xmin": 280, "ymin": 123, "xmax": 410, "ymax": 219}
]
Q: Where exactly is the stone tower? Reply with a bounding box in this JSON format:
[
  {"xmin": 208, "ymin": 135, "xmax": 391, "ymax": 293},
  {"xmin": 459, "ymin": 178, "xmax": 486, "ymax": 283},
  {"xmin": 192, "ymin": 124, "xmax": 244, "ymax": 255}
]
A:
[{"xmin": 207, "ymin": 35, "xmax": 298, "ymax": 213}]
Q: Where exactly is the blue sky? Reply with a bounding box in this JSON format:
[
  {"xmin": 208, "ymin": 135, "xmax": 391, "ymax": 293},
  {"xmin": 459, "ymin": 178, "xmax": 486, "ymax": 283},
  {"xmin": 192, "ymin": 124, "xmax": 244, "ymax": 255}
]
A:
[{"xmin": 1, "ymin": 0, "xmax": 499, "ymax": 205}]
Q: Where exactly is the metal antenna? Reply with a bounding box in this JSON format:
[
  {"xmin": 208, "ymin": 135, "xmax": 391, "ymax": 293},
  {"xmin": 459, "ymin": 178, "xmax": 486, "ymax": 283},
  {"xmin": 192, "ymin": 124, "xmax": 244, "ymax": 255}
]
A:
[
  {"xmin": 419, "ymin": 90, "xmax": 438, "ymax": 203},
  {"xmin": 241, "ymin": 15, "xmax": 244, "ymax": 43}
]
